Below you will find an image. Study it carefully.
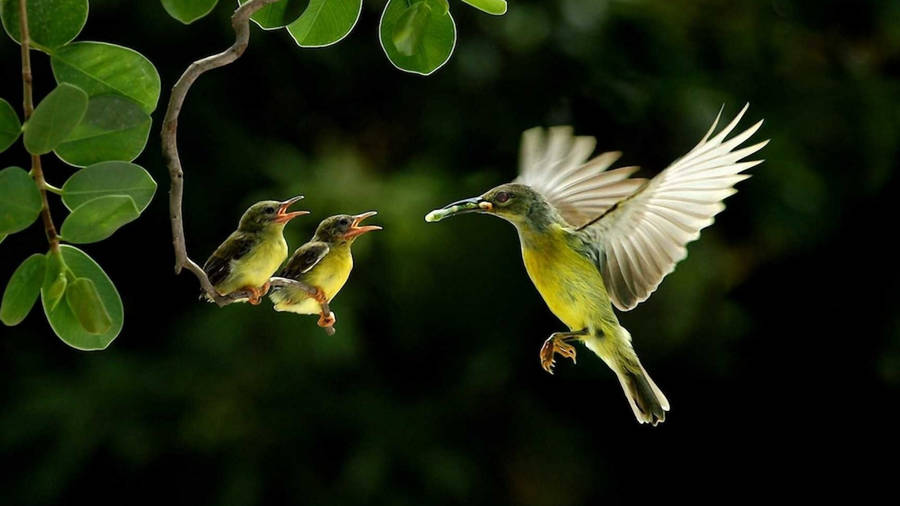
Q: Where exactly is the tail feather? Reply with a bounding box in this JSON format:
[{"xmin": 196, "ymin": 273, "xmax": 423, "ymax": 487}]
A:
[{"xmin": 615, "ymin": 363, "xmax": 669, "ymax": 426}]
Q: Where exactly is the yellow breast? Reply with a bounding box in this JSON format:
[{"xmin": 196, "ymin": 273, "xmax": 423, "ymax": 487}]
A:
[
  {"xmin": 520, "ymin": 225, "xmax": 609, "ymax": 330},
  {"xmin": 271, "ymin": 245, "xmax": 353, "ymax": 315},
  {"xmin": 220, "ymin": 235, "xmax": 287, "ymax": 294}
]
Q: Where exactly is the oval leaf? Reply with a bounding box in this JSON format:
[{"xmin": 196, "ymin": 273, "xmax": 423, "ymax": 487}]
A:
[
  {"xmin": 54, "ymin": 94, "xmax": 152, "ymax": 167},
  {"xmin": 460, "ymin": 0, "xmax": 506, "ymax": 15},
  {"xmin": 379, "ymin": 0, "xmax": 456, "ymax": 75},
  {"xmin": 23, "ymin": 83, "xmax": 88, "ymax": 155},
  {"xmin": 60, "ymin": 195, "xmax": 140, "ymax": 244},
  {"xmin": 41, "ymin": 249, "xmax": 67, "ymax": 312},
  {"xmin": 65, "ymin": 277, "xmax": 112, "ymax": 334},
  {"xmin": 0, "ymin": 166, "xmax": 41, "ymax": 234},
  {"xmin": 0, "ymin": 0, "xmax": 88, "ymax": 51},
  {"xmin": 161, "ymin": 0, "xmax": 219, "ymax": 24},
  {"xmin": 52, "ymin": 41, "xmax": 162, "ymax": 114},
  {"xmin": 1, "ymin": 253, "xmax": 46, "ymax": 326},
  {"xmin": 241, "ymin": 0, "xmax": 308, "ymax": 29},
  {"xmin": 62, "ymin": 161, "xmax": 157, "ymax": 213},
  {"xmin": 0, "ymin": 97, "xmax": 21, "ymax": 153},
  {"xmin": 42, "ymin": 245, "xmax": 122, "ymax": 350},
  {"xmin": 287, "ymin": 0, "xmax": 361, "ymax": 47}
]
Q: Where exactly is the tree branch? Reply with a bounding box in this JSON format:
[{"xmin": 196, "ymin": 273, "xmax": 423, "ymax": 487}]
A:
[
  {"xmin": 159, "ymin": 0, "xmax": 335, "ymax": 335},
  {"xmin": 160, "ymin": 0, "xmax": 277, "ymax": 302},
  {"xmin": 19, "ymin": 0, "xmax": 59, "ymax": 253}
]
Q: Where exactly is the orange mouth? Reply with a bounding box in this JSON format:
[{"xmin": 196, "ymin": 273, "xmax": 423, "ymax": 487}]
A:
[
  {"xmin": 274, "ymin": 195, "xmax": 309, "ymax": 223},
  {"xmin": 343, "ymin": 211, "xmax": 382, "ymax": 239}
]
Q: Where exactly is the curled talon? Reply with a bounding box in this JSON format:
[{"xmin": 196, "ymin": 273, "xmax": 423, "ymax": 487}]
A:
[
  {"xmin": 539, "ymin": 331, "xmax": 581, "ymax": 374},
  {"xmin": 317, "ymin": 311, "xmax": 336, "ymax": 328}
]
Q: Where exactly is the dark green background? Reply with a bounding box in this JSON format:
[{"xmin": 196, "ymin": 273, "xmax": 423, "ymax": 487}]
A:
[{"xmin": 1, "ymin": 0, "xmax": 897, "ymax": 503}]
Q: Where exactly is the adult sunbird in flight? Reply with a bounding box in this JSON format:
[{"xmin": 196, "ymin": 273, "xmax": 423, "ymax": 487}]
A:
[
  {"xmin": 202, "ymin": 197, "xmax": 308, "ymax": 305},
  {"xmin": 270, "ymin": 212, "xmax": 381, "ymax": 328},
  {"xmin": 426, "ymin": 105, "xmax": 767, "ymax": 425}
]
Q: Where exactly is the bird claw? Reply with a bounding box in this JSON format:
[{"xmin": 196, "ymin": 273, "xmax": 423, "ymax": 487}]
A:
[
  {"xmin": 540, "ymin": 333, "xmax": 578, "ymax": 374},
  {"xmin": 317, "ymin": 310, "xmax": 336, "ymax": 328}
]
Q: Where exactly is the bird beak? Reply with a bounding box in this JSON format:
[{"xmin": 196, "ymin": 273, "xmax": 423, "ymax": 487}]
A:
[
  {"xmin": 425, "ymin": 196, "xmax": 492, "ymax": 222},
  {"xmin": 344, "ymin": 211, "xmax": 382, "ymax": 239},
  {"xmin": 274, "ymin": 195, "xmax": 309, "ymax": 223}
]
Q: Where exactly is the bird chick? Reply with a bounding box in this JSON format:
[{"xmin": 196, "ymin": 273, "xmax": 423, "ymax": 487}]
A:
[
  {"xmin": 270, "ymin": 211, "xmax": 381, "ymax": 328},
  {"xmin": 202, "ymin": 196, "xmax": 307, "ymax": 304}
]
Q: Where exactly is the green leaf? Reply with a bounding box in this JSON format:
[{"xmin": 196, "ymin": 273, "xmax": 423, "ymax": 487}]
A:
[
  {"xmin": 54, "ymin": 95, "xmax": 152, "ymax": 167},
  {"xmin": 60, "ymin": 195, "xmax": 140, "ymax": 244},
  {"xmin": 65, "ymin": 277, "xmax": 112, "ymax": 334},
  {"xmin": 41, "ymin": 249, "xmax": 67, "ymax": 312},
  {"xmin": 380, "ymin": 0, "xmax": 456, "ymax": 75},
  {"xmin": 287, "ymin": 0, "xmax": 361, "ymax": 47},
  {"xmin": 460, "ymin": 0, "xmax": 506, "ymax": 15},
  {"xmin": 42, "ymin": 245, "xmax": 122, "ymax": 350},
  {"xmin": 0, "ymin": 166, "xmax": 41, "ymax": 234},
  {"xmin": 161, "ymin": 0, "xmax": 218, "ymax": 24},
  {"xmin": 0, "ymin": 234, "xmax": 6, "ymax": 244},
  {"xmin": 1, "ymin": 253, "xmax": 45, "ymax": 326},
  {"xmin": 0, "ymin": 0, "xmax": 88, "ymax": 51},
  {"xmin": 0, "ymin": 97, "xmax": 21, "ymax": 153},
  {"xmin": 241, "ymin": 0, "xmax": 308, "ymax": 29},
  {"xmin": 52, "ymin": 41, "xmax": 162, "ymax": 114},
  {"xmin": 23, "ymin": 83, "xmax": 88, "ymax": 155},
  {"xmin": 62, "ymin": 161, "xmax": 157, "ymax": 213},
  {"xmin": 392, "ymin": 1, "xmax": 431, "ymax": 57}
]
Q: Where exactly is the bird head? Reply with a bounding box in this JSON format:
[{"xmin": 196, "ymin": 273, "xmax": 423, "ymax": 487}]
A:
[
  {"xmin": 238, "ymin": 196, "xmax": 308, "ymax": 232},
  {"xmin": 314, "ymin": 211, "xmax": 382, "ymax": 245},
  {"xmin": 425, "ymin": 183, "xmax": 548, "ymax": 226}
]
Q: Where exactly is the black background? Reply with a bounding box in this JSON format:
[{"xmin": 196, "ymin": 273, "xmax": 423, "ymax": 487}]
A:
[{"xmin": 1, "ymin": 0, "xmax": 897, "ymax": 504}]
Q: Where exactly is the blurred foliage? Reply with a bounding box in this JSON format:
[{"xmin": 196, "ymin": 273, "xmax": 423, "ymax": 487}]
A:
[{"xmin": 1, "ymin": 0, "xmax": 897, "ymax": 503}]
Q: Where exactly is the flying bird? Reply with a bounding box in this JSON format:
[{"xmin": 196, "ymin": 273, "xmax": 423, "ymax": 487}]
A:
[
  {"xmin": 425, "ymin": 105, "xmax": 767, "ymax": 425},
  {"xmin": 270, "ymin": 212, "xmax": 381, "ymax": 328},
  {"xmin": 202, "ymin": 196, "xmax": 307, "ymax": 305}
]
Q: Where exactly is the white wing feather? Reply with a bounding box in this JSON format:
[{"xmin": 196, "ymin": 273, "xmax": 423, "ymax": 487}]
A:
[
  {"xmin": 585, "ymin": 104, "xmax": 768, "ymax": 310},
  {"xmin": 515, "ymin": 126, "xmax": 647, "ymax": 227}
]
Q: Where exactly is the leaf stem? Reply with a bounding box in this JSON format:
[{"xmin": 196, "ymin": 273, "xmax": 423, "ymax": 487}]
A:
[{"xmin": 19, "ymin": 0, "xmax": 60, "ymax": 253}]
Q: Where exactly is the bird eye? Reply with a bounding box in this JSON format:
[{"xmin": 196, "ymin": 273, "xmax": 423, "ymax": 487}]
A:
[
  {"xmin": 495, "ymin": 192, "xmax": 511, "ymax": 204},
  {"xmin": 264, "ymin": 207, "xmax": 275, "ymax": 214},
  {"xmin": 339, "ymin": 218, "xmax": 350, "ymax": 226}
]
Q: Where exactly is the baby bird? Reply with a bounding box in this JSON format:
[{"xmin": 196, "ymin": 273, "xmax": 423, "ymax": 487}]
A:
[
  {"xmin": 202, "ymin": 197, "xmax": 307, "ymax": 304},
  {"xmin": 270, "ymin": 212, "xmax": 381, "ymax": 327}
]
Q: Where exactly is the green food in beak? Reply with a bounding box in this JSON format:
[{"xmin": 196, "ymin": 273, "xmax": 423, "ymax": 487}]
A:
[{"xmin": 425, "ymin": 197, "xmax": 492, "ymax": 222}]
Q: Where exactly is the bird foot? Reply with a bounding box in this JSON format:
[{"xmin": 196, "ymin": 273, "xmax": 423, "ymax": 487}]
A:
[
  {"xmin": 317, "ymin": 310, "xmax": 336, "ymax": 328},
  {"xmin": 540, "ymin": 332, "xmax": 578, "ymax": 375},
  {"xmin": 312, "ymin": 286, "xmax": 327, "ymax": 304},
  {"xmin": 240, "ymin": 284, "xmax": 267, "ymax": 305}
]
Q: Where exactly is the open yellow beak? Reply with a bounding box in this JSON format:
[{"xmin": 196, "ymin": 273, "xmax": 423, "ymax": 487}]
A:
[
  {"xmin": 274, "ymin": 195, "xmax": 309, "ymax": 223},
  {"xmin": 343, "ymin": 211, "xmax": 382, "ymax": 239}
]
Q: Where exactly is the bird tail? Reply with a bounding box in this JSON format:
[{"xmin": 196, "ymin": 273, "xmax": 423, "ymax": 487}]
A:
[{"xmin": 585, "ymin": 327, "xmax": 670, "ymax": 425}]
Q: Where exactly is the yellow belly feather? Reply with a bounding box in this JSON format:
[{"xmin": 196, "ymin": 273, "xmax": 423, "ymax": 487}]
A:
[
  {"xmin": 272, "ymin": 246, "xmax": 353, "ymax": 315},
  {"xmin": 217, "ymin": 235, "xmax": 288, "ymax": 295},
  {"xmin": 520, "ymin": 225, "xmax": 616, "ymax": 332}
]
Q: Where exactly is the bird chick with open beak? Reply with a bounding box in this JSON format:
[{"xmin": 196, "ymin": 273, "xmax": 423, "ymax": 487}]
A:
[
  {"xmin": 202, "ymin": 196, "xmax": 308, "ymax": 304},
  {"xmin": 270, "ymin": 212, "xmax": 381, "ymax": 328}
]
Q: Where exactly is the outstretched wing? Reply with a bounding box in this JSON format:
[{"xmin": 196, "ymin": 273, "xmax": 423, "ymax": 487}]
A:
[
  {"xmin": 203, "ymin": 232, "xmax": 257, "ymax": 287},
  {"xmin": 584, "ymin": 104, "xmax": 768, "ymax": 311},
  {"xmin": 515, "ymin": 126, "xmax": 647, "ymax": 227},
  {"xmin": 279, "ymin": 241, "xmax": 329, "ymax": 279}
]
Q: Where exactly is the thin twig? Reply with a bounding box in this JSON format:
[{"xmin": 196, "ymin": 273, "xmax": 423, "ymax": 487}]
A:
[
  {"xmin": 19, "ymin": 0, "xmax": 59, "ymax": 253},
  {"xmin": 161, "ymin": 0, "xmax": 277, "ymax": 304},
  {"xmin": 159, "ymin": 0, "xmax": 335, "ymax": 334}
]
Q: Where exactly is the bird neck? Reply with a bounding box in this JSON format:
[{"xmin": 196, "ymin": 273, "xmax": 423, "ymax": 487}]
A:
[
  {"xmin": 243, "ymin": 222, "xmax": 285, "ymax": 237},
  {"xmin": 512, "ymin": 200, "xmax": 569, "ymax": 247}
]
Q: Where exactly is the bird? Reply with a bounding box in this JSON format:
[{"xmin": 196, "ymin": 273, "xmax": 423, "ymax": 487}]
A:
[
  {"xmin": 425, "ymin": 105, "xmax": 767, "ymax": 425},
  {"xmin": 202, "ymin": 196, "xmax": 308, "ymax": 305},
  {"xmin": 269, "ymin": 211, "xmax": 381, "ymax": 328}
]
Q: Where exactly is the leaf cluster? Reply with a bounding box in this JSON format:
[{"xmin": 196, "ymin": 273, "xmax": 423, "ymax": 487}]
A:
[{"xmin": 0, "ymin": 0, "xmax": 158, "ymax": 349}]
